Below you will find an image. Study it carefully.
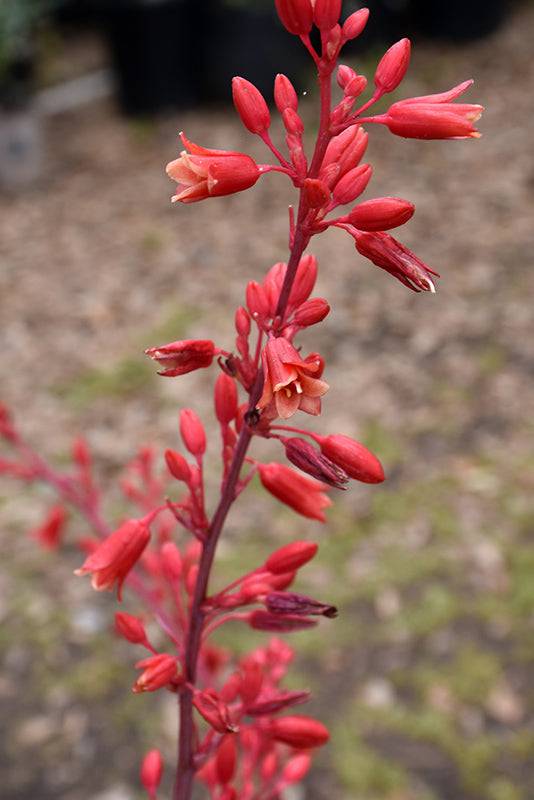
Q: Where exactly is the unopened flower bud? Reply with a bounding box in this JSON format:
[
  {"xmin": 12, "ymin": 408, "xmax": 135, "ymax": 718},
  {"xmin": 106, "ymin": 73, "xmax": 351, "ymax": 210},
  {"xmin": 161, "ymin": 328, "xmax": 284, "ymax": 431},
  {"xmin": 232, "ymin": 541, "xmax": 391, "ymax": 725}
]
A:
[
  {"xmin": 32, "ymin": 505, "xmax": 67, "ymax": 550},
  {"xmin": 275, "ymin": 0, "xmax": 313, "ymax": 36},
  {"xmin": 246, "ymin": 280, "xmax": 270, "ymax": 320},
  {"xmin": 179, "ymin": 409, "xmax": 206, "ymax": 457},
  {"xmin": 283, "ymin": 437, "xmax": 349, "ymax": 489},
  {"xmin": 333, "ymin": 163, "xmax": 372, "ymax": 205},
  {"xmin": 313, "ymin": 0, "xmax": 342, "ymax": 31},
  {"xmin": 325, "ymin": 24, "xmax": 342, "ymax": 60},
  {"xmin": 274, "ymin": 73, "xmax": 299, "ymax": 113},
  {"xmin": 258, "ymin": 462, "xmax": 332, "ymax": 521},
  {"xmin": 283, "ymin": 753, "xmax": 312, "ymax": 784},
  {"xmin": 248, "ymin": 610, "xmax": 317, "ymax": 632},
  {"xmin": 216, "ymin": 735, "xmax": 237, "ymax": 786},
  {"xmin": 313, "ymin": 433, "xmax": 385, "ymax": 483},
  {"xmin": 115, "ymin": 612, "xmax": 149, "ymax": 646},
  {"xmin": 160, "ymin": 541, "xmax": 183, "ymax": 581},
  {"xmin": 145, "ymin": 339, "xmax": 215, "ymax": 378},
  {"xmin": 239, "ymin": 659, "xmax": 264, "ymax": 705},
  {"xmin": 266, "ymin": 590, "xmax": 338, "ymax": 618},
  {"xmin": 165, "ymin": 449, "xmax": 191, "ymax": 482},
  {"xmin": 232, "ymin": 77, "xmax": 271, "ymax": 134},
  {"xmin": 292, "ymin": 297, "xmax": 330, "ymax": 327},
  {"xmin": 265, "ymin": 541, "xmax": 318, "ymax": 574},
  {"xmin": 247, "ymin": 690, "xmax": 310, "ymax": 717},
  {"xmin": 288, "ymin": 253, "xmax": 318, "ymax": 308},
  {"xmin": 341, "ymin": 8, "xmax": 369, "ymax": 41},
  {"xmin": 214, "ymin": 373, "xmax": 238, "ymax": 424},
  {"xmin": 269, "ymin": 715, "xmax": 330, "ymax": 748},
  {"xmin": 374, "ymin": 38, "xmax": 411, "ymax": 95},
  {"xmin": 235, "ymin": 306, "xmax": 251, "ymax": 336},
  {"xmin": 348, "ymin": 196, "xmax": 415, "ymax": 231},
  {"xmin": 140, "ymin": 749, "xmax": 163, "ymax": 799},
  {"xmin": 282, "ymin": 107, "xmax": 304, "ymax": 136}
]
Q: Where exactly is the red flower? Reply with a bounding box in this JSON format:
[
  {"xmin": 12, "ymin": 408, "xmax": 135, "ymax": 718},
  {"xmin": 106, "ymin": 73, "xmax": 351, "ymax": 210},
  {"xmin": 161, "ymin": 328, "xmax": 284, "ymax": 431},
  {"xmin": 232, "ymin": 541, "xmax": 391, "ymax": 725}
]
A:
[
  {"xmin": 313, "ymin": 433, "xmax": 385, "ymax": 483},
  {"xmin": 32, "ymin": 505, "xmax": 67, "ymax": 550},
  {"xmin": 269, "ymin": 715, "xmax": 330, "ymax": 748},
  {"xmin": 75, "ymin": 518, "xmax": 150, "ymax": 600},
  {"xmin": 166, "ymin": 133, "xmax": 261, "ymax": 203},
  {"xmin": 353, "ymin": 230, "xmax": 439, "ymax": 293},
  {"xmin": 258, "ymin": 462, "xmax": 332, "ymax": 522},
  {"xmin": 133, "ymin": 654, "xmax": 179, "ymax": 693},
  {"xmin": 382, "ymin": 82, "xmax": 483, "ymax": 140},
  {"xmin": 145, "ymin": 338, "xmax": 215, "ymax": 377},
  {"xmin": 257, "ymin": 337, "xmax": 328, "ymax": 419},
  {"xmin": 140, "ymin": 750, "xmax": 163, "ymax": 800}
]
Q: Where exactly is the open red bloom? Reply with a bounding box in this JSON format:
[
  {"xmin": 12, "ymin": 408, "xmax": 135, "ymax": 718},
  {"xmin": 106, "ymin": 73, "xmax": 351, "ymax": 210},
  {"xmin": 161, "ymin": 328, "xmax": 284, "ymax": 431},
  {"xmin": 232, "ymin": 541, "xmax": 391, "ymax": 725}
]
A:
[
  {"xmin": 133, "ymin": 654, "xmax": 179, "ymax": 693},
  {"xmin": 145, "ymin": 338, "xmax": 215, "ymax": 377},
  {"xmin": 75, "ymin": 518, "xmax": 150, "ymax": 600},
  {"xmin": 257, "ymin": 337, "xmax": 328, "ymax": 419},
  {"xmin": 167, "ymin": 133, "xmax": 261, "ymax": 203}
]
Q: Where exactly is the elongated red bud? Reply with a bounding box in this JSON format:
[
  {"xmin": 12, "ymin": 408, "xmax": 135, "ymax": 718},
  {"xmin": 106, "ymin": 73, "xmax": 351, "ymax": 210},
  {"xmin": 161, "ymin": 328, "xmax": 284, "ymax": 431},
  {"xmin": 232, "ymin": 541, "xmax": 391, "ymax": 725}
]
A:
[
  {"xmin": 288, "ymin": 253, "xmax": 318, "ymax": 308},
  {"xmin": 239, "ymin": 659, "xmax": 264, "ymax": 705},
  {"xmin": 235, "ymin": 306, "xmax": 251, "ymax": 336},
  {"xmin": 140, "ymin": 749, "xmax": 163, "ymax": 799},
  {"xmin": 269, "ymin": 715, "xmax": 330, "ymax": 747},
  {"xmin": 216, "ymin": 735, "xmax": 237, "ymax": 786},
  {"xmin": 215, "ymin": 373, "xmax": 238, "ymax": 424},
  {"xmin": 145, "ymin": 339, "xmax": 215, "ymax": 377},
  {"xmin": 248, "ymin": 610, "xmax": 317, "ymax": 632},
  {"xmin": 115, "ymin": 612, "xmax": 149, "ymax": 645},
  {"xmin": 246, "ymin": 280, "xmax": 270, "ymax": 320},
  {"xmin": 348, "ymin": 196, "xmax": 415, "ymax": 231},
  {"xmin": 313, "ymin": 433, "xmax": 385, "ymax": 483},
  {"xmin": 133, "ymin": 654, "xmax": 179, "ymax": 693},
  {"xmin": 258, "ymin": 462, "xmax": 332, "ymax": 522},
  {"xmin": 374, "ymin": 38, "xmax": 411, "ymax": 95},
  {"xmin": 274, "ymin": 73, "xmax": 298, "ymax": 113},
  {"xmin": 232, "ymin": 77, "xmax": 271, "ymax": 134},
  {"xmin": 313, "ymin": 0, "xmax": 342, "ymax": 31},
  {"xmin": 342, "ymin": 7, "xmax": 369, "ymax": 41},
  {"xmin": 283, "ymin": 753, "xmax": 312, "ymax": 784},
  {"xmin": 247, "ymin": 689, "xmax": 310, "ymax": 717},
  {"xmin": 282, "ymin": 107, "xmax": 304, "ymax": 136},
  {"xmin": 292, "ymin": 297, "xmax": 330, "ymax": 327},
  {"xmin": 160, "ymin": 541, "xmax": 183, "ymax": 580},
  {"xmin": 265, "ymin": 540, "xmax": 318, "ymax": 574},
  {"xmin": 275, "ymin": 0, "xmax": 313, "ymax": 35},
  {"xmin": 179, "ymin": 409, "xmax": 206, "ymax": 456},
  {"xmin": 32, "ymin": 505, "xmax": 67, "ymax": 550},
  {"xmin": 333, "ymin": 163, "xmax": 372, "ymax": 205},
  {"xmin": 165, "ymin": 449, "xmax": 191, "ymax": 482}
]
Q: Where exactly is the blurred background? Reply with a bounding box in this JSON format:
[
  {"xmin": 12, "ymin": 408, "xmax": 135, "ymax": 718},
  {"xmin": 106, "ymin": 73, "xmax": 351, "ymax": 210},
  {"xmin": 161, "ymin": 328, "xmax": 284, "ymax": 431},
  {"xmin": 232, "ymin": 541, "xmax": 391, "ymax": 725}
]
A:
[{"xmin": 1, "ymin": 1, "xmax": 534, "ymax": 798}]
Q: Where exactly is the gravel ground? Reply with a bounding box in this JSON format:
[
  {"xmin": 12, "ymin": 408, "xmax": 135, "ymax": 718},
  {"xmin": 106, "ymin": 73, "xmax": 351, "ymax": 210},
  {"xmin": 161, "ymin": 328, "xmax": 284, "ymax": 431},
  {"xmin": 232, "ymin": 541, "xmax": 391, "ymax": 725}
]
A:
[{"xmin": 1, "ymin": 5, "xmax": 534, "ymax": 799}]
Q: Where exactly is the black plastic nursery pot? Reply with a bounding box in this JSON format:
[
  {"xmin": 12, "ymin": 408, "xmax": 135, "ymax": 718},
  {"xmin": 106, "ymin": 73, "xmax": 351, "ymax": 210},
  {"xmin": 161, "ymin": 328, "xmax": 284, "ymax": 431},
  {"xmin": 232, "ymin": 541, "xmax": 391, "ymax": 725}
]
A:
[{"xmin": 102, "ymin": 0, "xmax": 200, "ymax": 116}]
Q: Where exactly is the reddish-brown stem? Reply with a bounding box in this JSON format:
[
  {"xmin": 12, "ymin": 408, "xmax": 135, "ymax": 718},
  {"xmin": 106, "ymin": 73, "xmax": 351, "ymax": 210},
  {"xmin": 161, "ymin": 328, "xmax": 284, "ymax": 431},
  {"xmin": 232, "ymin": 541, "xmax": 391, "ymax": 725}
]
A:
[{"xmin": 173, "ymin": 62, "xmax": 335, "ymax": 800}]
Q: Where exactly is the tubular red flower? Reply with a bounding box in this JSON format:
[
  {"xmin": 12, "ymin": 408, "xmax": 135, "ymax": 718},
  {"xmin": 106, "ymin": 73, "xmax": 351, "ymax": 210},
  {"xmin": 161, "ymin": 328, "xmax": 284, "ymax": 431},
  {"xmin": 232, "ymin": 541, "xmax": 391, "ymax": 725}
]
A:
[
  {"xmin": 332, "ymin": 163, "xmax": 372, "ymax": 205},
  {"xmin": 348, "ymin": 197, "xmax": 415, "ymax": 231},
  {"xmin": 232, "ymin": 77, "xmax": 271, "ymax": 134},
  {"xmin": 179, "ymin": 409, "xmax": 207, "ymax": 457},
  {"xmin": 275, "ymin": 0, "xmax": 314, "ymax": 35},
  {"xmin": 166, "ymin": 133, "xmax": 260, "ymax": 203},
  {"xmin": 269, "ymin": 715, "xmax": 330, "ymax": 748},
  {"xmin": 274, "ymin": 73, "xmax": 299, "ymax": 114},
  {"xmin": 353, "ymin": 230, "xmax": 440, "ymax": 292},
  {"xmin": 374, "ymin": 38, "xmax": 411, "ymax": 95},
  {"xmin": 133, "ymin": 653, "xmax": 179, "ymax": 693},
  {"xmin": 115, "ymin": 612, "xmax": 150, "ymax": 646},
  {"xmin": 283, "ymin": 753, "xmax": 312, "ymax": 784},
  {"xmin": 313, "ymin": 433, "xmax": 385, "ymax": 483},
  {"xmin": 292, "ymin": 297, "xmax": 330, "ymax": 327},
  {"xmin": 257, "ymin": 338, "xmax": 328, "ymax": 419},
  {"xmin": 258, "ymin": 462, "xmax": 332, "ymax": 521},
  {"xmin": 341, "ymin": 8, "xmax": 369, "ymax": 41},
  {"xmin": 265, "ymin": 540, "xmax": 318, "ymax": 574},
  {"xmin": 313, "ymin": 0, "xmax": 342, "ymax": 31},
  {"xmin": 215, "ymin": 735, "xmax": 237, "ymax": 786},
  {"xmin": 75, "ymin": 519, "xmax": 151, "ymax": 600},
  {"xmin": 145, "ymin": 338, "xmax": 215, "ymax": 377},
  {"xmin": 215, "ymin": 373, "xmax": 238, "ymax": 424},
  {"xmin": 193, "ymin": 689, "xmax": 237, "ymax": 733},
  {"xmin": 383, "ymin": 100, "xmax": 484, "ymax": 140}
]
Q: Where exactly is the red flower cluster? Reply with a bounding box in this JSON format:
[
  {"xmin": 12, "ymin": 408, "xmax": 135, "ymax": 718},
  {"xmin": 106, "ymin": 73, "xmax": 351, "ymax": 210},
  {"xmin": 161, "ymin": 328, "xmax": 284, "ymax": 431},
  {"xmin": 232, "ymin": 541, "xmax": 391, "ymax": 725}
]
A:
[{"xmin": 1, "ymin": 3, "xmax": 483, "ymax": 799}]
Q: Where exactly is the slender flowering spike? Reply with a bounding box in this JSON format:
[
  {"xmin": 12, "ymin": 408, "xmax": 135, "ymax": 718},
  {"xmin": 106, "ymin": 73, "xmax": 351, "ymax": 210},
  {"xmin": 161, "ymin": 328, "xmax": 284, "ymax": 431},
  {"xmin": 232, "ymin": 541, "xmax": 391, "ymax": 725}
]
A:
[
  {"xmin": 133, "ymin": 654, "xmax": 179, "ymax": 693},
  {"xmin": 269, "ymin": 715, "xmax": 330, "ymax": 748},
  {"xmin": 145, "ymin": 339, "xmax": 215, "ymax": 378},
  {"xmin": 283, "ymin": 753, "xmax": 312, "ymax": 784},
  {"xmin": 313, "ymin": 0, "xmax": 342, "ymax": 31},
  {"xmin": 140, "ymin": 750, "xmax": 163, "ymax": 800},
  {"xmin": 283, "ymin": 437, "xmax": 349, "ymax": 489},
  {"xmin": 274, "ymin": 73, "xmax": 298, "ymax": 114},
  {"xmin": 115, "ymin": 612, "xmax": 150, "ymax": 646},
  {"xmin": 232, "ymin": 77, "xmax": 271, "ymax": 134},
  {"xmin": 292, "ymin": 297, "xmax": 330, "ymax": 327},
  {"xmin": 167, "ymin": 133, "xmax": 260, "ymax": 203},
  {"xmin": 248, "ymin": 610, "xmax": 318, "ymax": 632},
  {"xmin": 348, "ymin": 197, "xmax": 415, "ymax": 231},
  {"xmin": 266, "ymin": 591, "xmax": 338, "ymax": 618},
  {"xmin": 353, "ymin": 229, "xmax": 440, "ymax": 292},
  {"xmin": 216, "ymin": 735, "xmax": 237, "ymax": 786},
  {"xmin": 374, "ymin": 38, "xmax": 411, "ymax": 96},
  {"xmin": 215, "ymin": 373, "xmax": 238, "ymax": 424},
  {"xmin": 313, "ymin": 433, "xmax": 385, "ymax": 483},
  {"xmin": 265, "ymin": 540, "xmax": 318, "ymax": 574},
  {"xmin": 180, "ymin": 409, "xmax": 207, "ymax": 456},
  {"xmin": 75, "ymin": 518, "xmax": 151, "ymax": 600},
  {"xmin": 258, "ymin": 337, "xmax": 328, "ymax": 419},
  {"xmin": 383, "ymin": 100, "xmax": 484, "ymax": 140},
  {"xmin": 333, "ymin": 163, "xmax": 372, "ymax": 205},
  {"xmin": 341, "ymin": 7, "xmax": 369, "ymax": 41},
  {"xmin": 165, "ymin": 449, "xmax": 191, "ymax": 482},
  {"xmin": 32, "ymin": 505, "xmax": 67, "ymax": 550},
  {"xmin": 275, "ymin": 0, "xmax": 313, "ymax": 35},
  {"xmin": 258, "ymin": 463, "xmax": 332, "ymax": 521}
]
